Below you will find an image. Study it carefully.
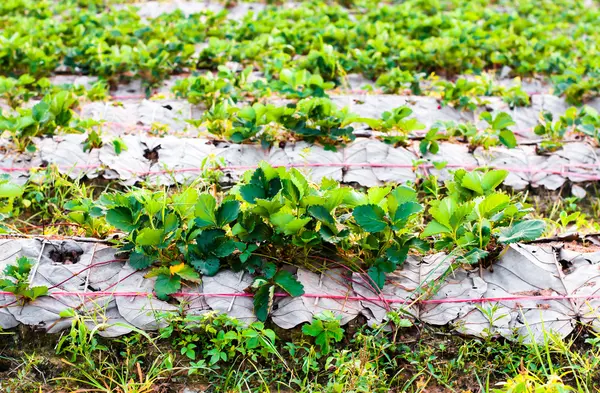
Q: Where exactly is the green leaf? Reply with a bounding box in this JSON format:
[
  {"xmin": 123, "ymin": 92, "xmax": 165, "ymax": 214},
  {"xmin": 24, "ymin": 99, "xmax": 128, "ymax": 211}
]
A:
[
  {"xmin": 173, "ymin": 188, "xmax": 198, "ymax": 220},
  {"xmin": 493, "ymin": 112, "xmax": 516, "ymax": 129},
  {"xmin": 422, "ymin": 220, "xmax": 451, "ymax": 237},
  {"xmin": 308, "ymin": 205, "xmax": 335, "ymax": 226},
  {"xmin": 461, "ymin": 172, "xmax": 484, "ymax": 194},
  {"xmin": 270, "ymin": 212, "xmax": 311, "ymax": 235},
  {"xmin": 353, "ymin": 204, "xmax": 387, "ymax": 233},
  {"xmin": 26, "ymin": 286, "xmax": 48, "ymax": 300},
  {"xmin": 191, "ymin": 257, "xmax": 220, "ymax": 276},
  {"xmin": 367, "ymin": 186, "xmax": 391, "ymax": 205},
  {"xmin": 301, "ymin": 319, "xmax": 324, "ymax": 337},
  {"xmin": 194, "ymin": 194, "xmax": 217, "ymax": 228},
  {"xmin": 0, "ymin": 182, "xmax": 23, "ymax": 199},
  {"xmin": 457, "ymin": 248, "xmax": 489, "ymax": 265},
  {"xmin": 481, "ymin": 170, "xmax": 509, "ymax": 192},
  {"xmin": 136, "ymin": 228, "xmax": 164, "ymax": 246},
  {"xmin": 176, "ymin": 265, "xmax": 202, "ymax": 282},
  {"xmin": 129, "ymin": 252, "xmax": 154, "ymax": 269},
  {"xmin": 32, "ymin": 101, "xmax": 50, "ymax": 123},
  {"xmin": 216, "ymin": 200, "xmax": 240, "ymax": 227},
  {"xmin": 386, "ymin": 245, "xmax": 408, "ymax": 264},
  {"xmin": 214, "ymin": 239, "xmax": 236, "ymax": 257},
  {"xmin": 106, "ymin": 207, "xmax": 136, "ymax": 232},
  {"xmin": 281, "ymin": 178, "xmax": 300, "ymax": 204},
  {"xmin": 498, "ymin": 220, "xmax": 546, "ymax": 244},
  {"xmin": 154, "ymin": 274, "xmax": 181, "ymax": 300},
  {"xmin": 253, "ymin": 283, "xmax": 275, "ymax": 322},
  {"xmin": 240, "ymin": 184, "xmax": 265, "ymax": 204},
  {"xmin": 164, "ymin": 213, "xmax": 179, "ymax": 234},
  {"xmin": 499, "ymin": 129, "xmax": 517, "ymax": 148},
  {"xmin": 393, "ymin": 201, "xmax": 423, "ymax": 223},
  {"xmin": 274, "ymin": 270, "xmax": 304, "ymax": 297},
  {"xmin": 59, "ymin": 308, "xmax": 76, "ymax": 318},
  {"xmin": 195, "ymin": 229, "xmax": 225, "ymax": 252},
  {"xmin": 367, "ymin": 265, "xmax": 386, "ymax": 290}
]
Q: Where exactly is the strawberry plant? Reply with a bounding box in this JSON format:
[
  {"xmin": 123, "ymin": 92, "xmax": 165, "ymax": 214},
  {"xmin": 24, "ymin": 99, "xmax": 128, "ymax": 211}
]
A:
[
  {"xmin": 351, "ymin": 184, "xmax": 426, "ymax": 288},
  {"xmin": 0, "ymin": 91, "xmax": 78, "ymax": 151},
  {"xmin": 552, "ymin": 70, "xmax": 600, "ymax": 105},
  {"xmin": 435, "ymin": 79, "xmax": 483, "ymax": 111},
  {"xmin": 419, "ymin": 127, "xmax": 448, "ymax": 155},
  {"xmin": 0, "ymin": 176, "xmax": 23, "ymax": 233},
  {"xmin": 279, "ymin": 97, "xmax": 359, "ymax": 149},
  {"xmin": 0, "ymin": 74, "xmax": 36, "ymax": 108},
  {"xmin": 197, "ymin": 102, "xmax": 279, "ymax": 143},
  {"xmin": 98, "ymin": 189, "xmax": 200, "ymax": 298},
  {"xmin": 272, "ymin": 68, "xmax": 335, "ymax": 98},
  {"xmin": 0, "ymin": 256, "xmax": 48, "ymax": 303},
  {"xmin": 376, "ymin": 106, "xmax": 426, "ymax": 145},
  {"xmin": 477, "ymin": 112, "xmax": 517, "ymax": 149},
  {"xmin": 422, "ymin": 169, "xmax": 545, "ymax": 265},
  {"xmin": 82, "ymin": 129, "xmax": 103, "ymax": 153},
  {"xmin": 375, "ymin": 67, "xmax": 424, "ymax": 95},
  {"xmin": 64, "ymin": 197, "xmax": 112, "ymax": 238},
  {"xmin": 301, "ymin": 311, "xmax": 344, "ymax": 355},
  {"xmin": 173, "ymin": 66, "xmax": 251, "ymax": 107},
  {"xmin": 299, "ymin": 44, "xmax": 346, "ymax": 84},
  {"xmin": 533, "ymin": 107, "xmax": 584, "ymax": 152},
  {"xmin": 252, "ymin": 270, "xmax": 305, "ymax": 322}
]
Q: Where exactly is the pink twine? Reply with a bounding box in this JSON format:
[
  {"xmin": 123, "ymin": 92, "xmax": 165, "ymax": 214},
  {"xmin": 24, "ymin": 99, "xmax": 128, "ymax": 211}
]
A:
[
  {"xmin": 109, "ymin": 95, "xmax": 148, "ymax": 100},
  {"xmin": 2, "ymin": 162, "xmax": 600, "ymax": 181},
  {"xmin": 2, "ymin": 290, "xmax": 600, "ymax": 306}
]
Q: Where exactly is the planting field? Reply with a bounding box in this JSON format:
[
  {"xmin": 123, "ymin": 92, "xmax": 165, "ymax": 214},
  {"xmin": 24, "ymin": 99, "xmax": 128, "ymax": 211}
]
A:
[{"xmin": 2, "ymin": 0, "xmax": 600, "ymax": 392}]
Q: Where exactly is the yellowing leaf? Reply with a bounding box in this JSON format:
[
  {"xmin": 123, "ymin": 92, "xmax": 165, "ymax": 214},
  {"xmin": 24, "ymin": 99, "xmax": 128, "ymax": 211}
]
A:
[{"xmin": 170, "ymin": 263, "xmax": 186, "ymax": 276}]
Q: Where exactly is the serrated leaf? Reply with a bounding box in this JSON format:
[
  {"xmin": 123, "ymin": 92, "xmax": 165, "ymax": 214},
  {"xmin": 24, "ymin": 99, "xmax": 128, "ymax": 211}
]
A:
[
  {"xmin": 270, "ymin": 212, "xmax": 311, "ymax": 235},
  {"xmin": 254, "ymin": 283, "xmax": 275, "ymax": 322},
  {"xmin": 457, "ymin": 248, "xmax": 489, "ymax": 265},
  {"xmin": 32, "ymin": 101, "xmax": 50, "ymax": 123},
  {"xmin": 393, "ymin": 201, "xmax": 423, "ymax": 224},
  {"xmin": 195, "ymin": 229, "xmax": 225, "ymax": 252},
  {"xmin": 129, "ymin": 252, "xmax": 154, "ymax": 270},
  {"xmin": 353, "ymin": 204, "xmax": 387, "ymax": 233},
  {"xmin": 155, "ymin": 274, "xmax": 181, "ymax": 300},
  {"xmin": 422, "ymin": 220, "xmax": 451, "ymax": 237},
  {"xmin": 191, "ymin": 257, "xmax": 220, "ymax": 276},
  {"xmin": 175, "ymin": 265, "xmax": 202, "ymax": 282},
  {"xmin": 498, "ymin": 220, "xmax": 546, "ymax": 244},
  {"xmin": 481, "ymin": 170, "xmax": 509, "ymax": 192},
  {"xmin": 240, "ymin": 184, "xmax": 265, "ymax": 204},
  {"xmin": 173, "ymin": 188, "xmax": 198, "ymax": 220},
  {"xmin": 461, "ymin": 172, "xmax": 484, "ymax": 194},
  {"xmin": 214, "ymin": 239, "xmax": 236, "ymax": 257},
  {"xmin": 301, "ymin": 319, "xmax": 324, "ymax": 337},
  {"xmin": 367, "ymin": 265, "xmax": 386, "ymax": 290},
  {"xmin": 136, "ymin": 228, "xmax": 164, "ymax": 246},
  {"xmin": 308, "ymin": 205, "xmax": 335, "ymax": 226},
  {"xmin": 493, "ymin": 112, "xmax": 516, "ymax": 129},
  {"xmin": 274, "ymin": 270, "xmax": 305, "ymax": 297},
  {"xmin": 195, "ymin": 194, "xmax": 217, "ymax": 228},
  {"xmin": 216, "ymin": 200, "xmax": 240, "ymax": 227},
  {"xmin": 386, "ymin": 245, "xmax": 408, "ymax": 264},
  {"xmin": 106, "ymin": 207, "xmax": 136, "ymax": 232}
]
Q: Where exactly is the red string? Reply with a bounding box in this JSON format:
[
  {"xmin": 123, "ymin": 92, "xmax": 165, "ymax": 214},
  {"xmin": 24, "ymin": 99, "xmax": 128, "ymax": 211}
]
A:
[
  {"xmin": 2, "ymin": 162, "xmax": 600, "ymax": 180},
  {"xmin": 2, "ymin": 290, "xmax": 599, "ymax": 305}
]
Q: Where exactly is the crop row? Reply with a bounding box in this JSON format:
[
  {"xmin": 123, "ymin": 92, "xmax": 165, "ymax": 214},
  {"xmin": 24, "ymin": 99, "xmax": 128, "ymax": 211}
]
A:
[
  {"xmin": 1, "ymin": 162, "xmax": 550, "ymax": 318},
  {"xmin": 2, "ymin": 89, "xmax": 599, "ymax": 156},
  {"xmin": 1, "ymin": 237, "xmax": 599, "ymax": 344},
  {"xmin": 1, "ymin": 0, "xmax": 599, "ymax": 103}
]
